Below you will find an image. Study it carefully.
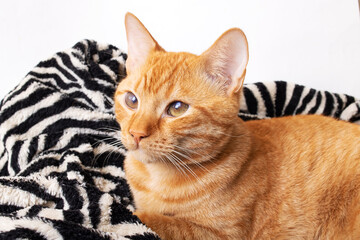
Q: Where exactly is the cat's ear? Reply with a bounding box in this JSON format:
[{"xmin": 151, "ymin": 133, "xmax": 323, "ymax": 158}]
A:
[
  {"xmin": 201, "ymin": 28, "xmax": 249, "ymax": 96},
  {"xmin": 124, "ymin": 13, "xmax": 163, "ymax": 74}
]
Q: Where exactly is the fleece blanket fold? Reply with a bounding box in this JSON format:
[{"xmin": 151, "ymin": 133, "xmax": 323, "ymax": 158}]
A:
[{"xmin": 0, "ymin": 40, "xmax": 358, "ymax": 239}]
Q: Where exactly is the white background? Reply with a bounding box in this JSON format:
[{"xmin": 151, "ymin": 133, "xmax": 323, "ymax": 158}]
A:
[{"xmin": 0, "ymin": 0, "xmax": 359, "ymax": 99}]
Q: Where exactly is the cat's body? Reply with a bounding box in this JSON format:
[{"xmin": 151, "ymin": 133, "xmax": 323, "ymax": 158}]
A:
[
  {"xmin": 125, "ymin": 115, "xmax": 360, "ymax": 239},
  {"xmin": 115, "ymin": 13, "xmax": 360, "ymax": 239}
]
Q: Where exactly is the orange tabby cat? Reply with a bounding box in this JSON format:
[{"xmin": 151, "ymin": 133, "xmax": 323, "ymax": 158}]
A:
[{"xmin": 114, "ymin": 13, "xmax": 360, "ymax": 239}]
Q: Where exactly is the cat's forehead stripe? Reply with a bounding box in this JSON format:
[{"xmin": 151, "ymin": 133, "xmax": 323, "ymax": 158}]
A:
[
  {"xmin": 151, "ymin": 60, "xmax": 184, "ymax": 94},
  {"xmin": 134, "ymin": 75, "xmax": 145, "ymax": 93},
  {"xmin": 139, "ymin": 55, "xmax": 186, "ymax": 95}
]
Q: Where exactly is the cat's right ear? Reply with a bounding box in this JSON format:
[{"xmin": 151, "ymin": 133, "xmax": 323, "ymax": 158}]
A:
[
  {"xmin": 201, "ymin": 28, "xmax": 249, "ymax": 96},
  {"xmin": 124, "ymin": 13, "xmax": 163, "ymax": 74}
]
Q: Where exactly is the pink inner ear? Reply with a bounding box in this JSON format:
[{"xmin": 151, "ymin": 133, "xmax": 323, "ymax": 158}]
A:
[
  {"xmin": 125, "ymin": 13, "xmax": 160, "ymax": 73},
  {"xmin": 202, "ymin": 28, "xmax": 249, "ymax": 95}
]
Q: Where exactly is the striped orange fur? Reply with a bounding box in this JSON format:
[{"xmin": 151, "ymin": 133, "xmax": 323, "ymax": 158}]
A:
[{"xmin": 114, "ymin": 13, "xmax": 360, "ymax": 239}]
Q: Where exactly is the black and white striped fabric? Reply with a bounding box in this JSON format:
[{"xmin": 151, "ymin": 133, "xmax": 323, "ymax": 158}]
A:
[
  {"xmin": 239, "ymin": 82, "xmax": 360, "ymax": 123},
  {"xmin": 0, "ymin": 40, "xmax": 359, "ymax": 240}
]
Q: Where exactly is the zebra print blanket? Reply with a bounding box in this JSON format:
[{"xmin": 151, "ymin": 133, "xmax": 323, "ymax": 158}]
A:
[{"xmin": 0, "ymin": 40, "xmax": 359, "ymax": 240}]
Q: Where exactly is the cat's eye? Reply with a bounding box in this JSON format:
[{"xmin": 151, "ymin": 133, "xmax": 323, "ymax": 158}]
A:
[
  {"xmin": 167, "ymin": 101, "xmax": 189, "ymax": 117},
  {"xmin": 124, "ymin": 92, "xmax": 138, "ymax": 109}
]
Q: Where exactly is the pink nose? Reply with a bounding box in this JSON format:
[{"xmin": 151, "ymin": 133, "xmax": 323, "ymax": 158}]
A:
[{"xmin": 129, "ymin": 129, "xmax": 149, "ymax": 145}]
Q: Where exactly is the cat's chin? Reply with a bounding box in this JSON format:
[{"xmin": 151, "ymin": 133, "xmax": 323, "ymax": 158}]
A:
[{"xmin": 127, "ymin": 149, "xmax": 159, "ymax": 164}]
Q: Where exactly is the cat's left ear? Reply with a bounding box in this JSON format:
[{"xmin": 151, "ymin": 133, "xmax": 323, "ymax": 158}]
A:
[
  {"xmin": 201, "ymin": 28, "xmax": 249, "ymax": 96},
  {"xmin": 125, "ymin": 13, "xmax": 163, "ymax": 74}
]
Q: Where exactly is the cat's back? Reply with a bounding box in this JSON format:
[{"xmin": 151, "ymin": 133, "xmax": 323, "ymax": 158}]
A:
[
  {"xmin": 245, "ymin": 114, "xmax": 360, "ymax": 186},
  {"xmin": 246, "ymin": 114, "xmax": 359, "ymax": 139},
  {"xmin": 244, "ymin": 115, "xmax": 360, "ymax": 238},
  {"xmin": 245, "ymin": 114, "xmax": 360, "ymax": 157}
]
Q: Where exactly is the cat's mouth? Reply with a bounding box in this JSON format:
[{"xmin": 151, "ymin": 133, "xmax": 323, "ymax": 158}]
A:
[
  {"xmin": 122, "ymin": 135, "xmax": 170, "ymax": 163},
  {"xmin": 127, "ymin": 148, "xmax": 161, "ymax": 164},
  {"xmin": 122, "ymin": 134, "xmax": 200, "ymax": 165}
]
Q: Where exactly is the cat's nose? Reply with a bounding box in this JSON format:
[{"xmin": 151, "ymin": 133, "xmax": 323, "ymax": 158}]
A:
[{"xmin": 129, "ymin": 129, "xmax": 149, "ymax": 146}]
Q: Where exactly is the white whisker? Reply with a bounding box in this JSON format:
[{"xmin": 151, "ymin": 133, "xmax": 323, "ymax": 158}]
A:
[
  {"xmin": 91, "ymin": 139, "xmax": 123, "ymax": 167},
  {"xmin": 169, "ymin": 152, "xmax": 205, "ymax": 187},
  {"xmin": 171, "ymin": 148, "xmax": 210, "ymax": 174},
  {"xmin": 174, "ymin": 138, "xmax": 217, "ymax": 163},
  {"xmin": 161, "ymin": 152, "xmax": 188, "ymax": 178}
]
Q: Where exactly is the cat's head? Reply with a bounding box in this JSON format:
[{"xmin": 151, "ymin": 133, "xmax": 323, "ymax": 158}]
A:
[{"xmin": 115, "ymin": 13, "xmax": 248, "ymax": 164}]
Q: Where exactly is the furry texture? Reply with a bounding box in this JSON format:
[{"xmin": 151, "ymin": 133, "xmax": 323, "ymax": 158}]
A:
[
  {"xmin": 0, "ymin": 40, "xmax": 160, "ymax": 240},
  {"xmin": 0, "ymin": 24, "xmax": 359, "ymax": 240},
  {"xmin": 116, "ymin": 13, "xmax": 360, "ymax": 239}
]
